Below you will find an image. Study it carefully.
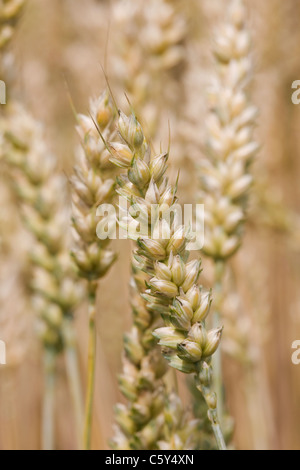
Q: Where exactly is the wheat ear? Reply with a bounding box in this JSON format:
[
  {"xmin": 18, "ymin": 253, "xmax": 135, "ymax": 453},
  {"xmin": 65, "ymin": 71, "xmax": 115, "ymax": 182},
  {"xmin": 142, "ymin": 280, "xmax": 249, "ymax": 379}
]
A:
[
  {"xmin": 108, "ymin": 110, "xmax": 225, "ymax": 450},
  {"xmin": 71, "ymin": 91, "xmax": 118, "ymax": 450},
  {"xmin": 107, "ymin": 107, "xmax": 197, "ymax": 451},
  {"xmin": 0, "ymin": 103, "xmax": 83, "ymax": 450},
  {"xmin": 199, "ymin": 0, "xmax": 258, "ymax": 423},
  {"xmin": 113, "ymin": 0, "xmax": 186, "ymax": 137}
]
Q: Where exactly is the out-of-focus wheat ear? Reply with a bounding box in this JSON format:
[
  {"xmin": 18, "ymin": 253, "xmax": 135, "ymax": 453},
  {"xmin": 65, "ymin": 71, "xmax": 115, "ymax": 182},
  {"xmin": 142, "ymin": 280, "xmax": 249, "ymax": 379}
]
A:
[
  {"xmin": 112, "ymin": 0, "xmax": 187, "ymax": 138},
  {"xmin": 198, "ymin": 0, "xmax": 258, "ymax": 429},
  {"xmin": 109, "ymin": 109, "xmax": 226, "ymax": 450},
  {"xmin": 0, "ymin": 103, "xmax": 84, "ymax": 450},
  {"xmin": 70, "ymin": 90, "xmax": 118, "ymax": 450}
]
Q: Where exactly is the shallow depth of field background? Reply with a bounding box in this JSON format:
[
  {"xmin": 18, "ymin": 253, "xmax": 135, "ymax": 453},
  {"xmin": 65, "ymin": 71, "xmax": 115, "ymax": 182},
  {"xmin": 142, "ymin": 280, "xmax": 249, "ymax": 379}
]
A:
[{"xmin": 0, "ymin": 0, "xmax": 300, "ymax": 450}]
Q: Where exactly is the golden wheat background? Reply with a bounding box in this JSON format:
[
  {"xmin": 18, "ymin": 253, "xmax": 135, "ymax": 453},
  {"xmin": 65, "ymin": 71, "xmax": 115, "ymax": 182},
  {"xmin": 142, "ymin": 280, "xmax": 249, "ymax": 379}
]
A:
[{"xmin": 0, "ymin": 0, "xmax": 300, "ymax": 450}]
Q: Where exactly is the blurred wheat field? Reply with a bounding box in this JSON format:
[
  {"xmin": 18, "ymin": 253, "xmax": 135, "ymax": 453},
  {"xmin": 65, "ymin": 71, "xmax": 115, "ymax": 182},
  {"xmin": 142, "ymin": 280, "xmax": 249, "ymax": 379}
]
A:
[{"xmin": 0, "ymin": 0, "xmax": 300, "ymax": 451}]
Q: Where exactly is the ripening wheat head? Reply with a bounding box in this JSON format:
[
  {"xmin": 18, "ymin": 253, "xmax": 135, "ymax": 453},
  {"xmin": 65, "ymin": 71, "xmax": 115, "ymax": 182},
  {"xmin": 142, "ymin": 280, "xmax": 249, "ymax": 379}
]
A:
[
  {"xmin": 113, "ymin": 0, "xmax": 187, "ymax": 136},
  {"xmin": 109, "ymin": 109, "xmax": 225, "ymax": 449},
  {"xmin": 0, "ymin": 103, "xmax": 82, "ymax": 354},
  {"xmin": 200, "ymin": 0, "xmax": 259, "ymax": 261},
  {"xmin": 71, "ymin": 91, "xmax": 118, "ymax": 284}
]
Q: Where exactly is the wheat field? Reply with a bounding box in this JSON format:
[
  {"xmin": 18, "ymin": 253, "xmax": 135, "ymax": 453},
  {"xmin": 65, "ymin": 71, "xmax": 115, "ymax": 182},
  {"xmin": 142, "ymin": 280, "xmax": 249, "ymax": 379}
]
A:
[{"xmin": 0, "ymin": 0, "xmax": 300, "ymax": 451}]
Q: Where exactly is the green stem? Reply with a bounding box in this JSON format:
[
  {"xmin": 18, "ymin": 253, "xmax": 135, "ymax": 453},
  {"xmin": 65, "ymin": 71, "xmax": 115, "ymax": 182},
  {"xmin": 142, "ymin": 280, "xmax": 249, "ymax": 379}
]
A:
[
  {"xmin": 212, "ymin": 260, "xmax": 225, "ymax": 426},
  {"xmin": 196, "ymin": 365, "xmax": 227, "ymax": 451},
  {"xmin": 42, "ymin": 349, "xmax": 56, "ymax": 451},
  {"xmin": 63, "ymin": 319, "xmax": 84, "ymax": 450},
  {"xmin": 207, "ymin": 407, "xmax": 227, "ymax": 451},
  {"xmin": 83, "ymin": 282, "xmax": 97, "ymax": 450}
]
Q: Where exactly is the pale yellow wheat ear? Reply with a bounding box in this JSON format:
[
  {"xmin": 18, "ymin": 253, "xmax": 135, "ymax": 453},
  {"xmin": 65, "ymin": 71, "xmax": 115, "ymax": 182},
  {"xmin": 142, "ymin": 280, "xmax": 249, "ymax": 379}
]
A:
[
  {"xmin": 198, "ymin": 0, "xmax": 258, "ymax": 432},
  {"xmin": 100, "ymin": 101, "xmax": 196, "ymax": 449},
  {"xmin": 109, "ymin": 112, "xmax": 197, "ymax": 450},
  {"xmin": 70, "ymin": 90, "xmax": 118, "ymax": 450},
  {"xmin": 112, "ymin": 0, "xmax": 187, "ymax": 138},
  {"xmin": 200, "ymin": 0, "xmax": 258, "ymax": 261},
  {"xmin": 109, "ymin": 110, "xmax": 225, "ymax": 450},
  {"xmin": 0, "ymin": 0, "xmax": 26, "ymax": 50},
  {"xmin": 0, "ymin": 171, "xmax": 31, "ymax": 372},
  {"xmin": 0, "ymin": 102, "xmax": 83, "ymax": 450}
]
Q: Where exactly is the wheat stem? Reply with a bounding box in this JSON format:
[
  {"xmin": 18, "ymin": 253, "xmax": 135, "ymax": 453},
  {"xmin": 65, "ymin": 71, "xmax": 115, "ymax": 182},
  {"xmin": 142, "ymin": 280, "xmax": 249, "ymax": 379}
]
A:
[
  {"xmin": 208, "ymin": 409, "xmax": 227, "ymax": 451},
  {"xmin": 42, "ymin": 349, "xmax": 56, "ymax": 451},
  {"xmin": 65, "ymin": 344, "xmax": 83, "ymax": 449},
  {"xmin": 1, "ymin": 369, "xmax": 18, "ymax": 449},
  {"xmin": 64, "ymin": 319, "xmax": 83, "ymax": 450},
  {"xmin": 212, "ymin": 261, "xmax": 225, "ymax": 426},
  {"xmin": 212, "ymin": 335, "xmax": 223, "ymax": 428},
  {"xmin": 83, "ymin": 282, "xmax": 97, "ymax": 450},
  {"xmin": 195, "ymin": 362, "xmax": 227, "ymax": 451}
]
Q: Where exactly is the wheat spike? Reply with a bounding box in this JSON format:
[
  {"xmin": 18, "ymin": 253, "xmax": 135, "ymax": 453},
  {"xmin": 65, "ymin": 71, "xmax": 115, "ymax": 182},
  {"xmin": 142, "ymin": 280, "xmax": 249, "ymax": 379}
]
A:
[
  {"xmin": 109, "ymin": 109, "xmax": 226, "ymax": 450},
  {"xmin": 0, "ymin": 102, "xmax": 83, "ymax": 449},
  {"xmin": 71, "ymin": 91, "xmax": 118, "ymax": 450}
]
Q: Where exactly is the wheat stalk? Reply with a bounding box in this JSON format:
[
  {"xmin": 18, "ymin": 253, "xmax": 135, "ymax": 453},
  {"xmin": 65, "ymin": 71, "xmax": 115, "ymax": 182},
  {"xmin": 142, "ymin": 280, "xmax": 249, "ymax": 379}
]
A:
[
  {"xmin": 108, "ymin": 109, "xmax": 226, "ymax": 450},
  {"xmin": 71, "ymin": 91, "xmax": 118, "ymax": 450},
  {"xmin": 0, "ymin": 102, "xmax": 83, "ymax": 450}
]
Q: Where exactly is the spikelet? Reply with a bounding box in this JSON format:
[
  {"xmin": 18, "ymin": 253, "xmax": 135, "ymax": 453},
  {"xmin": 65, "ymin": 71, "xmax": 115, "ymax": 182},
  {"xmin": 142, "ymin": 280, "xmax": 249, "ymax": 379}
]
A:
[
  {"xmin": 157, "ymin": 392, "xmax": 199, "ymax": 450},
  {"xmin": 109, "ymin": 109, "xmax": 225, "ymax": 450}
]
